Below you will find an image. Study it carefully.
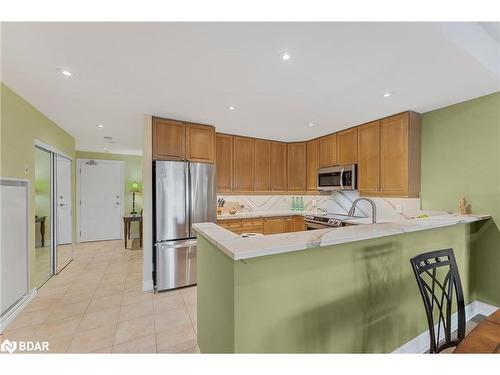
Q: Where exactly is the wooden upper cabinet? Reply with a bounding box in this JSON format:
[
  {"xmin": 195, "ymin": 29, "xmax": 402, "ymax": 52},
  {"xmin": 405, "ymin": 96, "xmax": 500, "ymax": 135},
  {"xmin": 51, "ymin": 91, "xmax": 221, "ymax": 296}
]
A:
[
  {"xmin": 232, "ymin": 136, "xmax": 255, "ymax": 192},
  {"xmin": 287, "ymin": 142, "xmax": 307, "ymax": 191},
  {"xmin": 337, "ymin": 128, "xmax": 358, "ymax": 165},
  {"xmin": 357, "ymin": 121, "xmax": 381, "ymax": 195},
  {"xmin": 185, "ymin": 123, "xmax": 215, "ymax": 163},
  {"xmin": 216, "ymin": 133, "xmax": 233, "ymax": 192},
  {"xmin": 319, "ymin": 133, "xmax": 337, "ymax": 167},
  {"xmin": 254, "ymin": 139, "xmax": 271, "ymax": 191},
  {"xmin": 152, "ymin": 117, "xmax": 214, "ymax": 163},
  {"xmin": 306, "ymin": 139, "xmax": 319, "ymax": 191},
  {"xmin": 152, "ymin": 118, "xmax": 185, "ymax": 160},
  {"xmin": 270, "ymin": 141, "xmax": 287, "ymax": 191},
  {"xmin": 380, "ymin": 112, "xmax": 421, "ymax": 197},
  {"xmin": 380, "ymin": 114, "xmax": 408, "ymax": 194}
]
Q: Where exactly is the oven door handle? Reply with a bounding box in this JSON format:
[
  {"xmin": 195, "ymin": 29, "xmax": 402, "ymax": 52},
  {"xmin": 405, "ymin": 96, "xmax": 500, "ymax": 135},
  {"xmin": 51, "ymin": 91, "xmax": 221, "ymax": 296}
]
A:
[{"xmin": 340, "ymin": 168, "xmax": 344, "ymax": 189}]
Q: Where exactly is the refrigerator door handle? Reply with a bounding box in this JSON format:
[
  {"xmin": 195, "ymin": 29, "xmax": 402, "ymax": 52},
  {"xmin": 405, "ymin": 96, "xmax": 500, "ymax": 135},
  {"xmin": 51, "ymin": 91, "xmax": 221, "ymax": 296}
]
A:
[{"xmin": 185, "ymin": 163, "xmax": 190, "ymax": 238}]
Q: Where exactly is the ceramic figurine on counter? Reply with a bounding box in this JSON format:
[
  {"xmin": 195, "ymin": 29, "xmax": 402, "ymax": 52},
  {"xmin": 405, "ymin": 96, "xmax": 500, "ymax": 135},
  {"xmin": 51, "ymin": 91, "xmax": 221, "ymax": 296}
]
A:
[{"xmin": 459, "ymin": 196, "xmax": 471, "ymax": 215}]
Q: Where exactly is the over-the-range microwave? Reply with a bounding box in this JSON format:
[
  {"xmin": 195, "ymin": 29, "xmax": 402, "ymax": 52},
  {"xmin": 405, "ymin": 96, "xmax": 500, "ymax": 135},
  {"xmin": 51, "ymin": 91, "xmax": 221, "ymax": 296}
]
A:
[{"xmin": 317, "ymin": 164, "xmax": 356, "ymax": 191}]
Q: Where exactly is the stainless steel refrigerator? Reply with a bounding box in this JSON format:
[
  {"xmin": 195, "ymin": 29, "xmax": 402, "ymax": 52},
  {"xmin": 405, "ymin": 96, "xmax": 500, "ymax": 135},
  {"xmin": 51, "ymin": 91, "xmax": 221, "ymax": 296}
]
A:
[{"xmin": 154, "ymin": 161, "xmax": 216, "ymax": 291}]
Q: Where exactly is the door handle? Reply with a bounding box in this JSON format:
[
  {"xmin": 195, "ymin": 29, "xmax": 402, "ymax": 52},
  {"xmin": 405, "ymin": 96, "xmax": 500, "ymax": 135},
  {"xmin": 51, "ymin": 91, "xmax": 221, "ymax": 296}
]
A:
[
  {"xmin": 185, "ymin": 164, "xmax": 190, "ymax": 238},
  {"xmin": 340, "ymin": 168, "xmax": 344, "ymax": 189}
]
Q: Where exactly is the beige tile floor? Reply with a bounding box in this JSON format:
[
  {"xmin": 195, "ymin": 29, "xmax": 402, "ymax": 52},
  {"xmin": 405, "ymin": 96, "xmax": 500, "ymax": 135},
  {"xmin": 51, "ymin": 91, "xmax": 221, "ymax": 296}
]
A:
[
  {"xmin": 1, "ymin": 240, "xmax": 198, "ymax": 353},
  {"xmin": 34, "ymin": 245, "xmax": 51, "ymax": 288}
]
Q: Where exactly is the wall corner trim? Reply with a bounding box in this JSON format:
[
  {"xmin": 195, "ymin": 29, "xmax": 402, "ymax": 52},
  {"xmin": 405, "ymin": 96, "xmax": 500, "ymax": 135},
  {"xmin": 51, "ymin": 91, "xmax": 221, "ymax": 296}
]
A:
[{"xmin": 0, "ymin": 288, "xmax": 37, "ymax": 334}]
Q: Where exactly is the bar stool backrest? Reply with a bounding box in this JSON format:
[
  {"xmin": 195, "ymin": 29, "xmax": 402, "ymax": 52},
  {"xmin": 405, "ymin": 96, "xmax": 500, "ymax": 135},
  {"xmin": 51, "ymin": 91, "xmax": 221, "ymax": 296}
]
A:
[{"xmin": 410, "ymin": 248, "xmax": 466, "ymax": 353}]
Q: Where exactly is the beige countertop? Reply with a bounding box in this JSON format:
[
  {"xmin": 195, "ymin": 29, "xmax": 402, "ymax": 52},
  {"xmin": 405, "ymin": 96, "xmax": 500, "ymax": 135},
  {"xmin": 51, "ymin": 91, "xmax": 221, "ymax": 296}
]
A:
[
  {"xmin": 193, "ymin": 214, "xmax": 491, "ymax": 260},
  {"xmin": 217, "ymin": 210, "xmax": 318, "ymax": 220}
]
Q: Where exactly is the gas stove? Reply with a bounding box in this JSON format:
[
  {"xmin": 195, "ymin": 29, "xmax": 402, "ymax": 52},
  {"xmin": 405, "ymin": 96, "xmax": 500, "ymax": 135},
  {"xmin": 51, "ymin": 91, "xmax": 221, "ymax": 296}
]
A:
[{"xmin": 304, "ymin": 213, "xmax": 366, "ymax": 229}]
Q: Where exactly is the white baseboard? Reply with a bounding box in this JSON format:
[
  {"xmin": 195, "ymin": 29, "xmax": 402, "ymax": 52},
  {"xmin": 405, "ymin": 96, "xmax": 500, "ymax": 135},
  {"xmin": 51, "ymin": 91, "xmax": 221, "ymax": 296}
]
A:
[
  {"xmin": 393, "ymin": 300, "xmax": 499, "ymax": 353},
  {"xmin": 0, "ymin": 288, "xmax": 37, "ymax": 334},
  {"xmin": 143, "ymin": 279, "xmax": 154, "ymax": 292}
]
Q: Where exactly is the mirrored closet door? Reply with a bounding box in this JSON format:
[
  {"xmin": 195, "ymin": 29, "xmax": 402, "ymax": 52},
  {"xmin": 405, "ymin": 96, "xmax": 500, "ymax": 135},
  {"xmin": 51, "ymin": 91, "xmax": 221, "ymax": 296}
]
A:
[
  {"xmin": 34, "ymin": 143, "xmax": 73, "ymax": 288},
  {"xmin": 34, "ymin": 146, "xmax": 53, "ymax": 288}
]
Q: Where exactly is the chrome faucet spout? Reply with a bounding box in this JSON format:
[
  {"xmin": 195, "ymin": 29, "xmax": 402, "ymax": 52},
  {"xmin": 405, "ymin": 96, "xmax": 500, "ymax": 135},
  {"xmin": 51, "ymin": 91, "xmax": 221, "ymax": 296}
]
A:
[{"xmin": 348, "ymin": 198, "xmax": 377, "ymax": 224}]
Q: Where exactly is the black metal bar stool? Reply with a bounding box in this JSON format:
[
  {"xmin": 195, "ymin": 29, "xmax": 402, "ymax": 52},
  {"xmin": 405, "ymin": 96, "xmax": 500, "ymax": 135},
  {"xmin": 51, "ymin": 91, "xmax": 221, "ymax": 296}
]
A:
[{"xmin": 410, "ymin": 249, "xmax": 466, "ymax": 353}]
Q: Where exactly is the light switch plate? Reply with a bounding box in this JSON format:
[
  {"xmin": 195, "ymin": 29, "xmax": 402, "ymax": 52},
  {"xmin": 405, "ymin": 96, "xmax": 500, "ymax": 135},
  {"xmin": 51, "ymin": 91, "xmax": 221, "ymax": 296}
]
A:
[{"xmin": 396, "ymin": 204, "xmax": 403, "ymax": 214}]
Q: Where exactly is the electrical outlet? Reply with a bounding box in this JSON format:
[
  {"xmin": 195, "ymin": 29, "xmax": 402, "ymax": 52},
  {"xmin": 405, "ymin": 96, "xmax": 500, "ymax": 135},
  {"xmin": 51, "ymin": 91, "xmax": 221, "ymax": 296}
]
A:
[
  {"xmin": 312, "ymin": 199, "xmax": 317, "ymax": 207},
  {"xmin": 396, "ymin": 204, "xmax": 403, "ymax": 214}
]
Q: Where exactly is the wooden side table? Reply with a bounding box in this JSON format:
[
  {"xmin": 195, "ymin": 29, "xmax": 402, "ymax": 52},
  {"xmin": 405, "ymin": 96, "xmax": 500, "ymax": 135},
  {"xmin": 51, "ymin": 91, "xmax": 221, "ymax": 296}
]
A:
[{"xmin": 123, "ymin": 215, "xmax": 143, "ymax": 249}]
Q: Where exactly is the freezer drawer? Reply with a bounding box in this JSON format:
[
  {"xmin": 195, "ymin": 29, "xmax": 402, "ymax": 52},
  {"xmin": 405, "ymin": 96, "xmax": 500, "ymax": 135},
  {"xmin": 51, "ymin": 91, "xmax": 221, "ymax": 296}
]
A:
[{"xmin": 156, "ymin": 239, "xmax": 197, "ymax": 291}]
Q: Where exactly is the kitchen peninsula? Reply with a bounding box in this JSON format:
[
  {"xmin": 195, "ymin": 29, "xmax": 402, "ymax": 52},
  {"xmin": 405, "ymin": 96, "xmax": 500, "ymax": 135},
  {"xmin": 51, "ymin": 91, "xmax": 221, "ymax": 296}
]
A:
[{"xmin": 193, "ymin": 214, "xmax": 490, "ymax": 353}]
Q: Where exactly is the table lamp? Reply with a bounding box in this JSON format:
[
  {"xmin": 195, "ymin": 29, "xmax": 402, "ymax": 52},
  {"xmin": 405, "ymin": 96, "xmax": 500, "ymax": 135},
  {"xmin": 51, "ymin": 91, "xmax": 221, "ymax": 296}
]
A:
[{"xmin": 130, "ymin": 181, "xmax": 140, "ymax": 215}]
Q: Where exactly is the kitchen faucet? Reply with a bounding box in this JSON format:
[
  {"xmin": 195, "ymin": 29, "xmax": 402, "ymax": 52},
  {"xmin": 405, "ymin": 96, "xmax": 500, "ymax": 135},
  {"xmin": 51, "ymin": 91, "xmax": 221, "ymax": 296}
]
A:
[{"xmin": 348, "ymin": 198, "xmax": 377, "ymax": 224}]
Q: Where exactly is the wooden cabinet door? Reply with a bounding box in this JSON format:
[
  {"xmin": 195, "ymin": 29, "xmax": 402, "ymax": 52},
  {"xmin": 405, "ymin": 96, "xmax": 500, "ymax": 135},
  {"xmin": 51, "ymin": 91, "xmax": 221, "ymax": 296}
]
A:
[
  {"xmin": 337, "ymin": 128, "xmax": 358, "ymax": 165},
  {"xmin": 319, "ymin": 134, "xmax": 337, "ymax": 167},
  {"xmin": 185, "ymin": 123, "xmax": 215, "ymax": 163},
  {"xmin": 293, "ymin": 215, "xmax": 306, "ymax": 232},
  {"xmin": 270, "ymin": 142, "xmax": 287, "ymax": 191},
  {"xmin": 216, "ymin": 133, "xmax": 233, "ymax": 192},
  {"xmin": 152, "ymin": 118, "xmax": 185, "ymax": 160},
  {"xmin": 380, "ymin": 113, "xmax": 409, "ymax": 194},
  {"xmin": 287, "ymin": 142, "xmax": 307, "ymax": 191},
  {"xmin": 233, "ymin": 136, "xmax": 255, "ymax": 192},
  {"xmin": 263, "ymin": 218, "xmax": 284, "ymax": 234},
  {"xmin": 254, "ymin": 139, "xmax": 271, "ymax": 191},
  {"xmin": 283, "ymin": 217, "xmax": 294, "ymax": 233},
  {"xmin": 357, "ymin": 121, "xmax": 380, "ymax": 195},
  {"xmin": 306, "ymin": 139, "xmax": 319, "ymax": 191}
]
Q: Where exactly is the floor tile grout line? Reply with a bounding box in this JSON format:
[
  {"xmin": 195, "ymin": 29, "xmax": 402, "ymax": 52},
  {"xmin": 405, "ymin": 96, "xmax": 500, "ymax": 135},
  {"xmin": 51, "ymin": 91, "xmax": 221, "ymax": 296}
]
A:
[
  {"xmin": 152, "ymin": 291, "xmax": 159, "ymax": 353},
  {"xmin": 181, "ymin": 289, "xmax": 198, "ymax": 336},
  {"xmin": 65, "ymin": 256, "xmax": 107, "ymax": 353},
  {"xmin": 7, "ymin": 240, "xmax": 174, "ymax": 354}
]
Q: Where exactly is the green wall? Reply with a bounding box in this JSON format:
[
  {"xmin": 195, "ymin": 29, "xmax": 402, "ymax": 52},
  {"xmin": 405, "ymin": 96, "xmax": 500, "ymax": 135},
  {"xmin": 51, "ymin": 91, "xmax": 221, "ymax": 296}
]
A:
[
  {"xmin": 75, "ymin": 151, "xmax": 143, "ymax": 216},
  {"xmin": 1, "ymin": 83, "xmax": 76, "ymax": 289},
  {"xmin": 421, "ymin": 92, "xmax": 500, "ymax": 305},
  {"xmin": 198, "ymin": 223, "xmax": 478, "ymax": 353}
]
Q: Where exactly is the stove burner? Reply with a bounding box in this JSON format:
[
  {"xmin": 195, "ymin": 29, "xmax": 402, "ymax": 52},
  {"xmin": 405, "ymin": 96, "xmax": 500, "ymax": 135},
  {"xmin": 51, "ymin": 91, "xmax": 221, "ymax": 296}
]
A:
[{"xmin": 304, "ymin": 215, "xmax": 344, "ymax": 227}]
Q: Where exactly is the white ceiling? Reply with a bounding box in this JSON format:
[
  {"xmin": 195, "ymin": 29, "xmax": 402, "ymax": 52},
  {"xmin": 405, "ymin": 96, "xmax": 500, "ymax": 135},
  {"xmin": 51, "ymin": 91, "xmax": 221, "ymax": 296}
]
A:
[{"xmin": 2, "ymin": 22, "xmax": 500, "ymax": 155}]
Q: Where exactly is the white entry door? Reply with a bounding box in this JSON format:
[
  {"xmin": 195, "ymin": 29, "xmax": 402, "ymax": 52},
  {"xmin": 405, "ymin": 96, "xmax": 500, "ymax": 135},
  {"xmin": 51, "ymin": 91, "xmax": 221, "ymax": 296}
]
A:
[
  {"xmin": 56, "ymin": 155, "xmax": 72, "ymax": 245},
  {"xmin": 78, "ymin": 159, "xmax": 124, "ymax": 242}
]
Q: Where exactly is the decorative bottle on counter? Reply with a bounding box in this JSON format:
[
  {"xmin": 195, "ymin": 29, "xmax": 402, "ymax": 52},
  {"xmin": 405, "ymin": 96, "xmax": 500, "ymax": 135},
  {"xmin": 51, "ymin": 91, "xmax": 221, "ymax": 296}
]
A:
[
  {"xmin": 291, "ymin": 197, "xmax": 296, "ymax": 211},
  {"xmin": 299, "ymin": 197, "xmax": 304, "ymax": 211}
]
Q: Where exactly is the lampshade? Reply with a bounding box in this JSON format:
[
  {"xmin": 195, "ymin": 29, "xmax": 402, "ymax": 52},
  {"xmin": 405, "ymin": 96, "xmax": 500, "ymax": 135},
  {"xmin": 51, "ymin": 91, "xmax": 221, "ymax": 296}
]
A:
[{"xmin": 130, "ymin": 181, "xmax": 141, "ymax": 192}]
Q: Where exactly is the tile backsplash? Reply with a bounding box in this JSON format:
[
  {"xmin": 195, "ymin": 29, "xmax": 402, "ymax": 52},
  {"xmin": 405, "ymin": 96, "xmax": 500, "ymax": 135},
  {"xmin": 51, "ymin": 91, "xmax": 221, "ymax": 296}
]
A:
[{"xmin": 217, "ymin": 191, "xmax": 426, "ymax": 221}]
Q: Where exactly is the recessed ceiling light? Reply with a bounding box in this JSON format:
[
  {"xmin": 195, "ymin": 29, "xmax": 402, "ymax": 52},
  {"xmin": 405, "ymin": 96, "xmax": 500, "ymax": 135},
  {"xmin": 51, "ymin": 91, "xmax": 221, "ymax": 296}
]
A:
[
  {"xmin": 227, "ymin": 106, "xmax": 236, "ymax": 110},
  {"xmin": 97, "ymin": 124, "xmax": 104, "ymax": 128},
  {"xmin": 308, "ymin": 123, "xmax": 314, "ymax": 127},
  {"xmin": 281, "ymin": 53, "xmax": 291, "ymax": 61},
  {"xmin": 383, "ymin": 92, "xmax": 392, "ymax": 97},
  {"xmin": 61, "ymin": 70, "xmax": 72, "ymax": 77}
]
